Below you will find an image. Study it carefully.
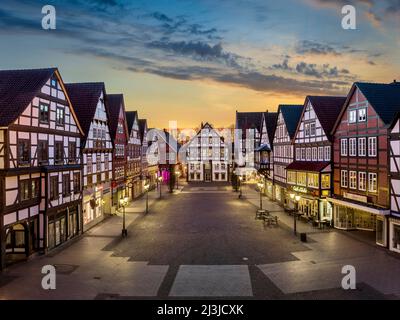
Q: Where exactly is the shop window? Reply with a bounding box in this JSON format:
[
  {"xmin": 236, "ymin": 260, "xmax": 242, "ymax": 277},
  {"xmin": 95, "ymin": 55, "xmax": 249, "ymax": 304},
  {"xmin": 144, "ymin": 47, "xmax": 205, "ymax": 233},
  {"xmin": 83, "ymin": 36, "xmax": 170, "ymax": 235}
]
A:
[
  {"xmin": 297, "ymin": 172, "xmax": 307, "ymax": 186},
  {"xmin": 307, "ymin": 173, "xmax": 319, "ymax": 188},
  {"xmin": 321, "ymin": 174, "xmax": 330, "ymax": 189},
  {"xmin": 392, "ymin": 224, "xmax": 400, "ymax": 251},
  {"xmin": 376, "ymin": 218, "xmax": 385, "ymax": 246},
  {"xmin": 287, "ymin": 171, "xmax": 296, "ymax": 184}
]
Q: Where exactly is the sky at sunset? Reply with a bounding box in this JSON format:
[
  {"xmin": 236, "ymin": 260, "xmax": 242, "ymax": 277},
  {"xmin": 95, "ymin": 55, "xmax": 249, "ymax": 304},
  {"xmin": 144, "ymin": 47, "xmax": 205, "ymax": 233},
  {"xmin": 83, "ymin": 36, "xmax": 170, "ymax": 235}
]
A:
[{"xmin": 0, "ymin": 0, "xmax": 399, "ymax": 128}]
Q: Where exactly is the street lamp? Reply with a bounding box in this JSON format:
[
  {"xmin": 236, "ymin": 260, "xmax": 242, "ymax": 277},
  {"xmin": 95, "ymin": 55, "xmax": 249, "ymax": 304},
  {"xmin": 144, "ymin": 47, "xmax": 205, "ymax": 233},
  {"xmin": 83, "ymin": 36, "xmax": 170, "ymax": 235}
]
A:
[
  {"xmin": 257, "ymin": 182, "xmax": 264, "ymax": 210},
  {"xmin": 290, "ymin": 193, "xmax": 301, "ymax": 236},
  {"xmin": 119, "ymin": 196, "xmax": 129, "ymax": 237},
  {"xmin": 238, "ymin": 176, "xmax": 243, "ymax": 199},
  {"xmin": 158, "ymin": 176, "xmax": 163, "ymax": 198},
  {"xmin": 175, "ymin": 171, "xmax": 181, "ymax": 189},
  {"xmin": 144, "ymin": 182, "xmax": 150, "ymax": 214}
]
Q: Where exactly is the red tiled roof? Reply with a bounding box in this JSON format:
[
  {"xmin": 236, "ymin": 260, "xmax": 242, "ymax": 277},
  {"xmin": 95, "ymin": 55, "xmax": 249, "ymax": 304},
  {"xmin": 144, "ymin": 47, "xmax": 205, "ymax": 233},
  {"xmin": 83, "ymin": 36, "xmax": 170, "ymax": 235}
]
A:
[
  {"xmin": 0, "ymin": 68, "xmax": 56, "ymax": 126},
  {"xmin": 286, "ymin": 161, "xmax": 330, "ymax": 172}
]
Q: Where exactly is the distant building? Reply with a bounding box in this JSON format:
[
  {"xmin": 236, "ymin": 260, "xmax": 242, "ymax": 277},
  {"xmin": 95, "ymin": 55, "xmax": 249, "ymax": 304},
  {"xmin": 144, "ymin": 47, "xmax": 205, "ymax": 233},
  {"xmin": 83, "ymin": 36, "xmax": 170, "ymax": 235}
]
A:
[{"xmin": 126, "ymin": 111, "xmax": 142, "ymax": 200}]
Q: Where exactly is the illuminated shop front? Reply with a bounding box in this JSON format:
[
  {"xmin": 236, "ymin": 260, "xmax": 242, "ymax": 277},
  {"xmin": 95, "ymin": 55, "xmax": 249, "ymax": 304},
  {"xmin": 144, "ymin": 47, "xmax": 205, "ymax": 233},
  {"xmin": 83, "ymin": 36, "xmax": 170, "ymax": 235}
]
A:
[
  {"xmin": 83, "ymin": 183, "xmax": 110, "ymax": 232},
  {"xmin": 328, "ymin": 195, "xmax": 389, "ymax": 247},
  {"xmin": 389, "ymin": 217, "xmax": 400, "ymax": 253}
]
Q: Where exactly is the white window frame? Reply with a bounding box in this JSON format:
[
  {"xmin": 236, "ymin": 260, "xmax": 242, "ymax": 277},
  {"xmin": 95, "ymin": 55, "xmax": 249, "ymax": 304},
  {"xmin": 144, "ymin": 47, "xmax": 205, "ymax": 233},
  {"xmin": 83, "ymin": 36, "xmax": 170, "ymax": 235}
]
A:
[
  {"xmin": 324, "ymin": 146, "xmax": 331, "ymax": 161},
  {"xmin": 312, "ymin": 147, "xmax": 317, "ymax": 161},
  {"xmin": 340, "ymin": 139, "xmax": 348, "ymax": 156},
  {"xmin": 318, "ymin": 147, "xmax": 324, "ymax": 161},
  {"xmin": 310, "ymin": 123, "xmax": 316, "ymax": 136},
  {"xmin": 349, "ymin": 138, "xmax": 357, "ymax": 156},
  {"xmin": 341, "ymin": 170, "xmax": 348, "ymax": 188},
  {"xmin": 368, "ymin": 172, "xmax": 377, "ymax": 193},
  {"xmin": 358, "ymin": 137, "xmax": 366, "ymax": 157},
  {"xmin": 349, "ymin": 110, "xmax": 357, "ymax": 123},
  {"xmin": 368, "ymin": 137, "xmax": 377, "ymax": 157},
  {"xmin": 349, "ymin": 171, "xmax": 357, "ymax": 189},
  {"xmin": 358, "ymin": 108, "xmax": 367, "ymax": 122},
  {"xmin": 306, "ymin": 148, "xmax": 311, "ymax": 161},
  {"xmin": 358, "ymin": 172, "xmax": 366, "ymax": 191}
]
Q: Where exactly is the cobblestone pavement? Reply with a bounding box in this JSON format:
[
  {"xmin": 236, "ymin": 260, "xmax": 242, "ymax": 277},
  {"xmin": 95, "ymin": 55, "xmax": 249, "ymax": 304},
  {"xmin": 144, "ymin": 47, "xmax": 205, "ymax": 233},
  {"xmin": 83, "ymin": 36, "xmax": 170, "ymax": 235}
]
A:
[{"xmin": 0, "ymin": 182, "xmax": 399, "ymax": 300}]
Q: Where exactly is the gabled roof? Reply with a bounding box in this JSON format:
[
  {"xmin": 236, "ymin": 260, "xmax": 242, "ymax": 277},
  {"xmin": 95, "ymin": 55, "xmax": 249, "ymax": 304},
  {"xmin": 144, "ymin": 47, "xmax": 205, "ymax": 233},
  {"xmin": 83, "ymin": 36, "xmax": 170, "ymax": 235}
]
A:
[
  {"xmin": 0, "ymin": 68, "xmax": 56, "ymax": 126},
  {"xmin": 333, "ymin": 82, "xmax": 400, "ymax": 133},
  {"xmin": 126, "ymin": 111, "xmax": 138, "ymax": 135},
  {"xmin": 278, "ymin": 105, "xmax": 303, "ymax": 139},
  {"xmin": 107, "ymin": 94, "xmax": 127, "ymax": 140},
  {"xmin": 264, "ymin": 112, "xmax": 278, "ymax": 143},
  {"xmin": 65, "ymin": 82, "xmax": 107, "ymax": 141},
  {"xmin": 138, "ymin": 119, "xmax": 147, "ymax": 143},
  {"xmin": 304, "ymin": 96, "xmax": 346, "ymax": 140},
  {"xmin": 236, "ymin": 112, "xmax": 264, "ymax": 132}
]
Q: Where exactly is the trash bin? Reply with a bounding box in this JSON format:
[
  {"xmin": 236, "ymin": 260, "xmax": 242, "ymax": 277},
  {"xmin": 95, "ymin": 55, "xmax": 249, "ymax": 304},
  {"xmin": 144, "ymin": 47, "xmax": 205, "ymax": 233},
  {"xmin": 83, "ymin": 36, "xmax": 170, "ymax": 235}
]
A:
[{"xmin": 300, "ymin": 233, "xmax": 307, "ymax": 242}]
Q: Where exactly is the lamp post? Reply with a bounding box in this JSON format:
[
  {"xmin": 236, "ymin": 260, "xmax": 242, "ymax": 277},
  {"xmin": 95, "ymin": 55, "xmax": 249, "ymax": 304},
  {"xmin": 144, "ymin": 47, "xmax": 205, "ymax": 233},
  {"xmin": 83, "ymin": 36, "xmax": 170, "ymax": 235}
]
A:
[
  {"xmin": 158, "ymin": 176, "xmax": 163, "ymax": 198},
  {"xmin": 120, "ymin": 196, "xmax": 129, "ymax": 237},
  {"xmin": 257, "ymin": 182, "xmax": 264, "ymax": 210},
  {"xmin": 175, "ymin": 171, "xmax": 181, "ymax": 189},
  {"xmin": 238, "ymin": 176, "xmax": 243, "ymax": 199},
  {"xmin": 290, "ymin": 193, "xmax": 301, "ymax": 236},
  {"xmin": 144, "ymin": 182, "xmax": 150, "ymax": 214}
]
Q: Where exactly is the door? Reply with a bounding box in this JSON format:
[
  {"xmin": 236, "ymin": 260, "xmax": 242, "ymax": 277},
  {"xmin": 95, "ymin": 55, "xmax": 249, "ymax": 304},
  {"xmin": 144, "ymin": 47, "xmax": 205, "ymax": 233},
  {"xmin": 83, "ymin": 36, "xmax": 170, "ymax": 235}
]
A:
[{"xmin": 205, "ymin": 170, "xmax": 211, "ymax": 182}]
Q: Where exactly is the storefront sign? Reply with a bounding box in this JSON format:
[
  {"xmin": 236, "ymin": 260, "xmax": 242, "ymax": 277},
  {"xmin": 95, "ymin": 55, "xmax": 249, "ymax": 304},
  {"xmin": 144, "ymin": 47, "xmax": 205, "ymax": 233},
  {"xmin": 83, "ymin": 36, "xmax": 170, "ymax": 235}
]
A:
[
  {"xmin": 293, "ymin": 186, "xmax": 308, "ymax": 194},
  {"xmin": 343, "ymin": 192, "xmax": 367, "ymax": 203}
]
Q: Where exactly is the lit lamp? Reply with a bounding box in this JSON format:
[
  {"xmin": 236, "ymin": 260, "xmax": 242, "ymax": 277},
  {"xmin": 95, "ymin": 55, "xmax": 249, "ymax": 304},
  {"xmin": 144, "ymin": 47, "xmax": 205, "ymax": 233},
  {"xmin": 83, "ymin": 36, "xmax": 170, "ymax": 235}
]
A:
[
  {"xmin": 291, "ymin": 194, "xmax": 301, "ymax": 236},
  {"xmin": 144, "ymin": 183, "xmax": 150, "ymax": 213},
  {"xmin": 257, "ymin": 182, "xmax": 264, "ymax": 210},
  {"xmin": 120, "ymin": 196, "xmax": 129, "ymax": 237}
]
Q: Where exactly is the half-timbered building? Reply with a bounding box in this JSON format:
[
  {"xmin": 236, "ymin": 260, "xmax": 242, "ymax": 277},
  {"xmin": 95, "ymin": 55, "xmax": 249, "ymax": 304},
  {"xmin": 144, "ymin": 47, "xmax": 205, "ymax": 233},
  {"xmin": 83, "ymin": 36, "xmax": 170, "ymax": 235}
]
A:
[
  {"xmin": 235, "ymin": 112, "xmax": 263, "ymax": 181},
  {"xmin": 66, "ymin": 82, "xmax": 113, "ymax": 231},
  {"xmin": 255, "ymin": 112, "xmax": 278, "ymax": 199},
  {"xmin": 108, "ymin": 94, "xmax": 128, "ymax": 211},
  {"xmin": 0, "ymin": 68, "xmax": 84, "ymax": 269},
  {"xmin": 272, "ymin": 105, "xmax": 303, "ymax": 206},
  {"xmin": 126, "ymin": 111, "xmax": 143, "ymax": 200},
  {"xmin": 186, "ymin": 122, "xmax": 230, "ymax": 182},
  {"xmin": 328, "ymin": 82, "xmax": 400, "ymax": 247},
  {"xmin": 287, "ymin": 96, "xmax": 345, "ymax": 222},
  {"xmin": 389, "ymin": 112, "xmax": 400, "ymax": 253}
]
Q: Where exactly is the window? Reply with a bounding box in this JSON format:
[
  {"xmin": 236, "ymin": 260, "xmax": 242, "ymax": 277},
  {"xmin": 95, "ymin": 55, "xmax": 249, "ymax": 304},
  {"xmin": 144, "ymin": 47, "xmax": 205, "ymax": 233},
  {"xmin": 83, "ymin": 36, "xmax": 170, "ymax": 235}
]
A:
[
  {"xmin": 214, "ymin": 163, "xmax": 220, "ymax": 170},
  {"xmin": 318, "ymin": 147, "xmax": 324, "ymax": 161},
  {"xmin": 50, "ymin": 176, "xmax": 59, "ymax": 200},
  {"xmin": 39, "ymin": 103, "xmax": 49, "ymax": 123},
  {"xmin": 68, "ymin": 142, "xmax": 76, "ymax": 163},
  {"xmin": 368, "ymin": 173, "xmax": 377, "ymax": 192},
  {"xmin": 20, "ymin": 180, "xmax": 30, "ymax": 201},
  {"xmin": 349, "ymin": 110, "xmax": 357, "ymax": 123},
  {"xmin": 368, "ymin": 137, "xmax": 377, "ymax": 157},
  {"xmin": 96, "ymin": 154, "xmax": 101, "ymax": 172},
  {"xmin": 31, "ymin": 179, "xmax": 40, "ymax": 199},
  {"xmin": 287, "ymin": 172, "xmax": 296, "ymax": 184},
  {"xmin": 301, "ymin": 148, "xmax": 306, "ymax": 160},
  {"xmin": 341, "ymin": 170, "xmax": 348, "ymax": 188},
  {"xmin": 358, "ymin": 108, "xmax": 367, "ymax": 122},
  {"xmin": 190, "ymin": 163, "xmax": 195, "ymax": 171},
  {"xmin": 306, "ymin": 148, "xmax": 311, "ymax": 161},
  {"xmin": 349, "ymin": 138, "xmax": 357, "ymax": 156},
  {"xmin": 71, "ymin": 173, "xmax": 79, "ymax": 194},
  {"xmin": 18, "ymin": 139, "xmax": 30, "ymax": 165},
  {"xmin": 93, "ymin": 128, "xmax": 97, "ymax": 140},
  {"xmin": 340, "ymin": 139, "xmax": 348, "ymax": 156},
  {"xmin": 221, "ymin": 173, "xmax": 226, "ymax": 180},
  {"xmin": 297, "ymin": 172, "xmax": 307, "ymax": 186},
  {"xmin": 305, "ymin": 124, "xmax": 310, "ymax": 136},
  {"xmin": 105, "ymin": 154, "xmax": 109, "ymax": 171},
  {"xmin": 50, "ymin": 78, "xmax": 57, "ymax": 88},
  {"xmin": 310, "ymin": 123, "xmax": 316, "ymax": 136},
  {"xmin": 321, "ymin": 174, "xmax": 330, "ymax": 189},
  {"xmin": 349, "ymin": 171, "xmax": 357, "ymax": 189},
  {"xmin": 62, "ymin": 174, "xmax": 70, "ymax": 196},
  {"xmin": 296, "ymin": 148, "xmax": 300, "ymax": 160},
  {"xmin": 312, "ymin": 148, "xmax": 317, "ymax": 161},
  {"xmin": 324, "ymin": 146, "xmax": 331, "ymax": 161},
  {"xmin": 214, "ymin": 173, "xmax": 219, "ymax": 180},
  {"xmin": 358, "ymin": 172, "xmax": 366, "ymax": 191},
  {"xmin": 55, "ymin": 142, "xmax": 64, "ymax": 164},
  {"xmin": 358, "ymin": 138, "xmax": 366, "ymax": 156},
  {"xmin": 87, "ymin": 155, "xmax": 92, "ymax": 174},
  {"xmin": 221, "ymin": 163, "xmax": 226, "ymax": 170},
  {"xmin": 56, "ymin": 107, "xmax": 65, "ymax": 125},
  {"xmin": 37, "ymin": 140, "xmax": 48, "ymax": 164},
  {"xmin": 307, "ymin": 173, "xmax": 319, "ymax": 188}
]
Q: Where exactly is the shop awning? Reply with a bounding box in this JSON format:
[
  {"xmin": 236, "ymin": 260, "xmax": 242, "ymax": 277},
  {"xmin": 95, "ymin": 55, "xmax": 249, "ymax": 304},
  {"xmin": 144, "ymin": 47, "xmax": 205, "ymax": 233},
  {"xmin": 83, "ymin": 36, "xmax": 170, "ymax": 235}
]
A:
[
  {"xmin": 255, "ymin": 144, "xmax": 271, "ymax": 152},
  {"xmin": 326, "ymin": 197, "xmax": 390, "ymax": 216},
  {"xmin": 286, "ymin": 161, "xmax": 331, "ymax": 173}
]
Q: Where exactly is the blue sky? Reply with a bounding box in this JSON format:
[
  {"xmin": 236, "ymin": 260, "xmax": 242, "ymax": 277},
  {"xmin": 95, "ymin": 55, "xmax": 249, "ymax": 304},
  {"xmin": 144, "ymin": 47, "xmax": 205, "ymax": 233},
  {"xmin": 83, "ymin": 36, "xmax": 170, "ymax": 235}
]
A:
[{"xmin": 0, "ymin": 0, "xmax": 399, "ymax": 127}]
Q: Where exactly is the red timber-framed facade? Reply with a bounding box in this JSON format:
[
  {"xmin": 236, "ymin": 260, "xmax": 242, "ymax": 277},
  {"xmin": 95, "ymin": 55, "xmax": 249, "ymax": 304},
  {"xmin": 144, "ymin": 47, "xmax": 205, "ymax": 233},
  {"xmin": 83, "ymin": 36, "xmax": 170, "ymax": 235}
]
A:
[
  {"xmin": 287, "ymin": 96, "xmax": 345, "ymax": 223},
  {"xmin": 126, "ymin": 111, "xmax": 143, "ymax": 200},
  {"xmin": 108, "ymin": 94, "xmax": 129, "ymax": 212},
  {"xmin": 272, "ymin": 105, "xmax": 303, "ymax": 206},
  {"xmin": 66, "ymin": 83, "xmax": 113, "ymax": 231},
  {"xmin": 328, "ymin": 82, "xmax": 400, "ymax": 248},
  {"xmin": 0, "ymin": 68, "xmax": 84, "ymax": 269},
  {"xmin": 390, "ymin": 113, "xmax": 400, "ymax": 254},
  {"xmin": 255, "ymin": 112, "xmax": 278, "ymax": 199}
]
